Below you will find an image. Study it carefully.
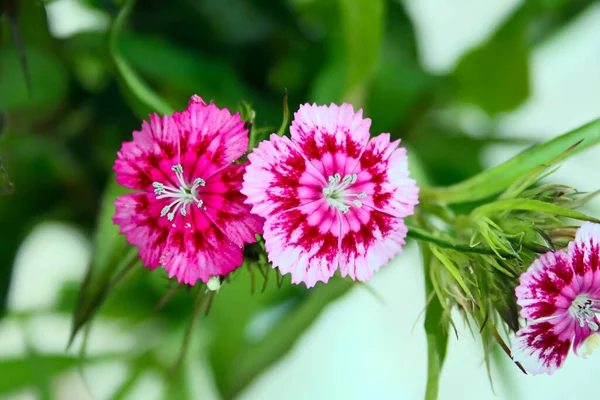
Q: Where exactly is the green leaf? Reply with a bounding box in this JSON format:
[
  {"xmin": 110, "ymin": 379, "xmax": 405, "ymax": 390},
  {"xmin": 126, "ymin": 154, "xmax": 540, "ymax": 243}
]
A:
[
  {"xmin": 430, "ymin": 246, "xmax": 473, "ymax": 298},
  {"xmin": 421, "ymin": 245, "xmax": 449, "ymax": 400},
  {"xmin": 0, "ymin": 47, "xmax": 67, "ymax": 113},
  {"xmin": 227, "ymin": 278, "xmax": 353, "ymax": 399},
  {"xmin": 365, "ymin": 6, "xmax": 430, "ymax": 133},
  {"xmin": 407, "ymin": 225, "xmax": 506, "ymax": 256},
  {"xmin": 109, "ymin": 0, "xmax": 173, "ymax": 119},
  {"xmin": 69, "ymin": 177, "xmax": 136, "ymax": 345},
  {"xmin": 0, "ymin": 355, "xmax": 76, "ymax": 396},
  {"xmin": 420, "ymin": 117, "xmax": 600, "ymax": 204},
  {"xmin": 471, "ymin": 198, "xmax": 600, "ymax": 223},
  {"xmin": 454, "ymin": 6, "xmax": 529, "ymax": 114},
  {"xmin": 118, "ymin": 33, "xmax": 258, "ymax": 111},
  {"xmin": 338, "ymin": 0, "xmax": 385, "ymax": 100},
  {"xmin": 208, "ymin": 267, "xmax": 352, "ymax": 399}
]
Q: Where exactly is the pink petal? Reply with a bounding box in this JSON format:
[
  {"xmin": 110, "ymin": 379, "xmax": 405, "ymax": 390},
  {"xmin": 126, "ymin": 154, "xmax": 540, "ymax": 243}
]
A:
[
  {"xmin": 572, "ymin": 322, "xmax": 598, "ymax": 356},
  {"xmin": 113, "ymin": 192, "xmax": 170, "ymax": 268},
  {"xmin": 263, "ymin": 201, "xmax": 341, "ymax": 288},
  {"xmin": 515, "ymin": 250, "xmax": 575, "ymax": 320},
  {"xmin": 568, "ymin": 222, "xmax": 600, "ymax": 294},
  {"xmin": 173, "ymin": 98, "xmax": 248, "ymax": 181},
  {"xmin": 290, "ymin": 103, "xmax": 371, "ymax": 177},
  {"xmin": 201, "ymin": 163, "xmax": 264, "ymax": 246},
  {"xmin": 512, "ymin": 316, "xmax": 574, "ymax": 375},
  {"xmin": 352, "ymin": 133, "xmax": 419, "ymax": 218},
  {"xmin": 114, "ymin": 113, "xmax": 181, "ymax": 191},
  {"xmin": 160, "ymin": 207, "xmax": 244, "ymax": 285},
  {"xmin": 339, "ymin": 206, "xmax": 408, "ymax": 282},
  {"xmin": 242, "ymin": 134, "xmax": 326, "ymax": 217}
]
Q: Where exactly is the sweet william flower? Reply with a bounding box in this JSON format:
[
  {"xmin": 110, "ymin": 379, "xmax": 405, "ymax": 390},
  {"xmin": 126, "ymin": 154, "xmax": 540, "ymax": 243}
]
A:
[
  {"xmin": 113, "ymin": 95, "xmax": 263, "ymax": 285},
  {"xmin": 241, "ymin": 103, "xmax": 419, "ymax": 288},
  {"xmin": 512, "ymin": 222, "xmax": 600, "ymax": 374}
]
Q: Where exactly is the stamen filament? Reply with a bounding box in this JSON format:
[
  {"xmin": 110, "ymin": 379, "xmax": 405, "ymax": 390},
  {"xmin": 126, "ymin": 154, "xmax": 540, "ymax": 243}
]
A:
[{"xmin": 153, "ymin": 165, "xmax": 206, "ymax": 224}]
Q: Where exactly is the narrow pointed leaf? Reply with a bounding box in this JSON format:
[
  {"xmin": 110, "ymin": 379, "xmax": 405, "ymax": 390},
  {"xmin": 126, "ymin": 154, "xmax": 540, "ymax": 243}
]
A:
[
  {"xmin": 472, "ymin": 198, "xmax": 600, "ymax": 223},
  {"xmin": 420, "ymin": 118, "xmax": 600, "ymax": 204},
  {"xmin": 109, "ymin": 0, "xmax": 173, "ymax": 119},
  {"xmin": 69, "ymin": 178, "xmax": 136, "ymax": 344}
]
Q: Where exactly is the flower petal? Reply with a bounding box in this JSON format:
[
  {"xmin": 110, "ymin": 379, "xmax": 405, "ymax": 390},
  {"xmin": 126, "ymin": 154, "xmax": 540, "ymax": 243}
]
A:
[
  {"xmin": 201, "ymin": 163, "xmax": 264, "ymax": 246},
  {"xmin": 242, "ymin": 134, "xmax": 326, "ymax": 217},
  {"xmin": 338, "ymin": 206, "xmax": 408, "ymax": 282},
  {"xmin": 114, "ymin": 113, "xmax": 181, "ymax": 191},
  {"xmin": 174, "ymin": 96, "xmax": 248, "ymax": 181},
  {"xmin": 352, "ymin": 133, "xmax": 419, "ymax": 218},
  {"xmin": 573, "ymin": 322, "xmax": 598, "ymax": 356},
  {"xmin": 161, "ymin": 207, "xmax": 244, "ymax": 285},
  {"xmin": 568, "ymin": 222, "xmax": 600, "ymax": 294},
  {"xmin": 290, "ymin": 103, "xmax": 371, "ymax": 177},
  {"xmin": 263, "ymin": 200, "xmax": 341, "ymax": 288},
  {"xmin": 512, "ymin": 316, "xmax": 574, "ymax": 375},
  {"xmin": 113, "ymin": 192, "xmax": 170, "ymax": 268},
  {"xmin": 515, "ymin": 250, "xmax": 574, "ymax": 320}
]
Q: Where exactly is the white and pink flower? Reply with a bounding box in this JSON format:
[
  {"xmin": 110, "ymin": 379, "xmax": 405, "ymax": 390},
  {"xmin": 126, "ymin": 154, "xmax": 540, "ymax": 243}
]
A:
[
  {"xmin": 512, "ymin": 222, "xmax": 600, "ymax": 374},
  {"xmin": 113, "ymin": 95, "xmax": 263, "ymax": 285},
  {"xmin": 241, "ymin": 103, "xmax": 419, "ymax": 287}
]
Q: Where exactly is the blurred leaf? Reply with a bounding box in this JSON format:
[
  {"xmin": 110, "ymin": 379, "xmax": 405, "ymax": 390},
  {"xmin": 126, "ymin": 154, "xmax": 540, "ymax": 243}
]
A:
[
  {"xmin": 2, "ymin": 0, "xmax": 31, "ymax": 96},
  {"xmin": 365, "ymin": 3, "xmax": 430, "ymax": 133},
  {"xmin": 0, "ymin": 155, "xmax": 13, "ymax": 194},
  {"xmin": 420, "ymin": 117, "xmax": 600, "ymax": 204},
  {"xmin": 109, "ymin": 0, "xmax": 173, "ymax": 119},
  {"xmin": 70, "ymin": 177, "xmax": 134, "ymax": 344},
  {"xmin": 208, "ymin": 267, "xmax": 352, "ymax": 399},
  {"xmin": 0, "ymin": 46, "xmax": 67, "ymax": 112},
  {"xmin": 0, "ymin": 132, "xmax": 83, "ymax": 315},
  {"xmin": 421, "ymin": 245, "xmax": 448, "ymax": 400},
  {"xmin": 454, "ymin": 6, "xmax": 530, "ymax": 114},
  {"xmin": 0, "ymin": 0, "xmax": 53, "ymax": 47},
  {"xmin": 227, "ymin": 278, "xmax": 353, "ymax": 399},
  {"xmin": 119, "ymin": 33, "xmax": 258, "ymax": 112},
  {"xmin": 338, "ymin": 0, "xmax": 384, "ymax": 100},
  {"xmin": 0, "ymin": 355, "xmax": 75, "ymax": 395},
  {"xmin": 310, "ymin": 28, "xmax": 347, "ymax": 104},
  {"xmin": 472, "ymin": 198, "xmax": 600, "ymax": 223}
]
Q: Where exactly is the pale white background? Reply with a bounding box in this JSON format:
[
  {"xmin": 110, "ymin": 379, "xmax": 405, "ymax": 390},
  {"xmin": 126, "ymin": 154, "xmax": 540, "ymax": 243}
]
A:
[{"xmin": 2, "ymin": 0, "xmax": 599, "ymax": 398}]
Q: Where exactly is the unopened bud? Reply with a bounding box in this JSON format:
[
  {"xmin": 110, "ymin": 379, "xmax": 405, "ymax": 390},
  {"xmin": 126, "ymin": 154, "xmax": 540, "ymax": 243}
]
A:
[{"xmin": 207, "ymin": 276, "xmax": 222, "ymax": 292}]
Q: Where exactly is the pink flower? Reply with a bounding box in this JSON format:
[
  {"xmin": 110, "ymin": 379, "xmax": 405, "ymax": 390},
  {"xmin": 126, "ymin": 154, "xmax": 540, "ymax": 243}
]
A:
[
  {"xmin": 113, "ymin": 95, "xmax": 263, "ymax": 285},
  {"xmin": 241, "ymin": 103, "xmax": 419, "ymax": 288},
  {"xmin": 512, "ymin": 222, "xmax": 600, "ymax": 374}
]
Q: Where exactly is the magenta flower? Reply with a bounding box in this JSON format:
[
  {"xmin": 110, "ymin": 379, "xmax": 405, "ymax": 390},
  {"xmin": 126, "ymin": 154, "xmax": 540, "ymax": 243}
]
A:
[
  {"xmin": 241, "ymin": 103, "xmax": 419, "ymax": 287},
  {"xmin": 113, "ymin": 95, "xmax": 263, "ymax": 285},
  {"xmin": 512, "ymin": 222, "xmax": 600, "ymax": 374}
]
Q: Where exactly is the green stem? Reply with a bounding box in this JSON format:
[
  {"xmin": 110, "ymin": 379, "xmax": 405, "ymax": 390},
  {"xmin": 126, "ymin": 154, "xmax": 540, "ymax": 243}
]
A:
[
  {"xmin": 276, "ymin": 91, "xmax": 290, "ymax": 137},
  {"xmin": 170, "ymin": 286, "xmax": 207, "ymax": 374},
  {"xmin": 407, "ymin": 225, "xmax": 512, "ymax": 257}
]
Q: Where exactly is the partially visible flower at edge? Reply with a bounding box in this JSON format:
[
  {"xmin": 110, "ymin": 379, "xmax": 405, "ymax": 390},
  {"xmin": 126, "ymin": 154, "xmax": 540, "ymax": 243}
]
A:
[
  {"xmin": 241, "ymin": 103, "xmax": 419, "ymax": 288},
  {"xmin": 512, "ymin": 222, "xmax": 600, "ymax": 374},
  {"xmin": 113, "ymin": 95, "xmax": 263, "ymax": 285}
]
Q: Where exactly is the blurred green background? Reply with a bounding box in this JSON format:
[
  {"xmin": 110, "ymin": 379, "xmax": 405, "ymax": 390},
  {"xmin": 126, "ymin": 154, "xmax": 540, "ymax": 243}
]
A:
[{"xmin": 0, "ymin": 0, "xmax": 599, "ymax": 398}]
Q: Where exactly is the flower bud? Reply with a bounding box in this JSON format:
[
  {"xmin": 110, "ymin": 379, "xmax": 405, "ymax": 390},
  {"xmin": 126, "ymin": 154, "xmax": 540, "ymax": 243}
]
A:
[{"xmin": 207, "ymin": 276, "xmax": 222, "ymax": 292}]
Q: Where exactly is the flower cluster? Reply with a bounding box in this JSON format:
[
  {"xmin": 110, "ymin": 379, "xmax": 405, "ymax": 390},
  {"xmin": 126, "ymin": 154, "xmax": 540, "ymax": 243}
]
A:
[
  {"xmin": 113, "ymin": 96, "xmax": 419, "ymax": 287},
  {"xmin": 512, "ymin": 222, "xmax": 600, "ymax": 375}
]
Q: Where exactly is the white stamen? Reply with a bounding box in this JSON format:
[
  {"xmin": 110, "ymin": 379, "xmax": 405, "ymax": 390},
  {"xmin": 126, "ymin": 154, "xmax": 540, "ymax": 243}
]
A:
[
  {"xmin": 322, "ymin": 173, "xmax": 367, "ymax": 214},
  {"xmin": 152, "ymin": 164, "xmax": 205, "ymax": 226},
  {"xmin": 570, "ymin": 296, "xmax": 600, "ymax": 331}
]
